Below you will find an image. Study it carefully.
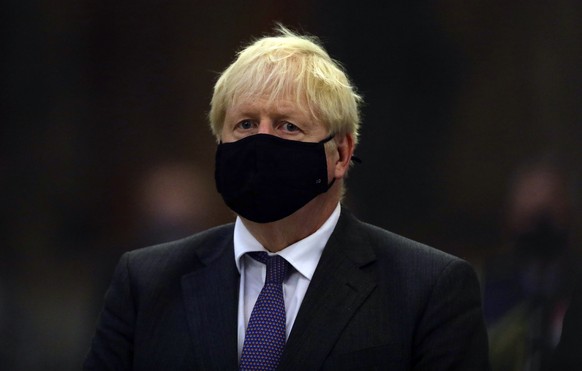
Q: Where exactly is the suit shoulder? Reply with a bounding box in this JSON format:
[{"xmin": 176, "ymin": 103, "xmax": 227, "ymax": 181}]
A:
[
  {"xmin": 122, "ymin": 223, "xmax": 234, "ymax": 276},
  {"xmin": 338, "ymin": 211, "xmax": 470, "ymax": 279},
  {"xmin": 351, "ymin": 218, "xmax": 479, "ymax": 296},
  {"xmin": 362, "ymin": 221, "xmax": 461, "ymax": 264}
]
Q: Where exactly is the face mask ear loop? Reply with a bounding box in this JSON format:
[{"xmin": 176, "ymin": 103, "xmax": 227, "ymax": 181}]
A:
[
  {"xmin": 321, "ymin": 133, "xmax": 362, "ymax": 165},
  {"xmin": 319, "ymin": 133, "xmax": 336, "ymax": 144},
  {"xmin": 319, "ymin": 134, "xmax": 337, "ymax": 191}
]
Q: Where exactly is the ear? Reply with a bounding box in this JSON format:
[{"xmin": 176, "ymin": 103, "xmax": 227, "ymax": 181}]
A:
[{"xmin": 333, "ymin": 133, "xmax": 355, "ymax": 179}]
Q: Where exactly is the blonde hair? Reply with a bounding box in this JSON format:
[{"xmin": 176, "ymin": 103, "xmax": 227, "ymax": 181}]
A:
[{"xmin": 208, "ymin": 25, "xmax": 362, "ymax": 144}]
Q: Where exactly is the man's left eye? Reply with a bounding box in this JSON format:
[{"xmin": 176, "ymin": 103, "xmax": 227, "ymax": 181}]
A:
[{"xmin": 282, "ymin": 122, "xmax": 299, "ymax": 132}]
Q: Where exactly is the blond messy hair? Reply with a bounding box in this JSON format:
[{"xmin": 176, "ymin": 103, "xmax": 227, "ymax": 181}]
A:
[{"xmin": 208, "ymin": 25, "xmax": 362, "ymax": 144}]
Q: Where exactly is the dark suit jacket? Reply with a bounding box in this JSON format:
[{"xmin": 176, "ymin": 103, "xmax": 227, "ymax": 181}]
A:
[{"xmin": 84, "ymin": 208, "xmax": 490, "ymax": 370}]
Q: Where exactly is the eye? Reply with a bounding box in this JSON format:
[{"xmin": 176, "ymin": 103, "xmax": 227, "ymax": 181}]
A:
[
  {"xmin": 281, "ymin": 122, "xmax": 299, "ymax": 132},
  {"xmin": 236, "ymin": 120, "xmax": 254, "ymax": 130}
]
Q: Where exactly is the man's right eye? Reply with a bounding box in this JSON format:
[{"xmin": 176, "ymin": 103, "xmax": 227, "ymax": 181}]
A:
[{"xmin": 237, "ymin": 120, "xmax": 254, "ymax": 130}]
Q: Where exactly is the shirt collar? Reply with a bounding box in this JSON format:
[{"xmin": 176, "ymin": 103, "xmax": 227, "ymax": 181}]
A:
[{"xmin": 234, "ymin": 203, "xmax": 341, "ymax": 280}]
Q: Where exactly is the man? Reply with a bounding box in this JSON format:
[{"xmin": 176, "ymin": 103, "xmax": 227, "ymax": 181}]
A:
[
  {"xmin": 85, "ymin": 26, "xmax": 489, "ymax": 370},
  {"xmin": 483, "ymin": 160, "xmax": 578, "ymax": 371}
]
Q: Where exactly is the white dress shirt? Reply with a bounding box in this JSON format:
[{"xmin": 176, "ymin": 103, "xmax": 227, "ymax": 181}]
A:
[{"xmin": 233, "ymin": 203, "xmax": 341, "ymax": 358}]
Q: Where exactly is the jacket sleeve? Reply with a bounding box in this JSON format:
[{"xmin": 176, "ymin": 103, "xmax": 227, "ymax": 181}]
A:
[
  {"xmin": 413, "ymin": 259, "xmax": 490, "ymax": 371},
  {"xmin": 84, "ymin": 252, "xmax": 135, "ymax": 370}
]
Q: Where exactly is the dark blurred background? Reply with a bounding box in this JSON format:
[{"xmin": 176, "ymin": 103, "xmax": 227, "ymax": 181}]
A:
[{"xmin": 1, "ymin": 1, "xmax": 581, "ymax": 370}]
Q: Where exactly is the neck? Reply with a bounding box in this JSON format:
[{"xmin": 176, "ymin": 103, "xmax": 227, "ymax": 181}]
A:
[{"xmin": 241, "ymin": 183, "xmax": 341, "ymax": 252}]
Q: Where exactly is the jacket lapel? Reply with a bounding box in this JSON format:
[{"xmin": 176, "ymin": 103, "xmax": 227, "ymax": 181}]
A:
[
  {"xmin": 181, "ymin": 235, "xmax": 240, "ymax": 371},
  {"xmin": 279, "ymin": 209, "xmax": 377, "ymax": 370}
]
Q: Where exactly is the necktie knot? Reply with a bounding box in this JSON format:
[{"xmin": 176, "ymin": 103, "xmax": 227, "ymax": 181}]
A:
[{"xmin": 248, "ymin": 252, "xmax": 289, "ymax": 285}]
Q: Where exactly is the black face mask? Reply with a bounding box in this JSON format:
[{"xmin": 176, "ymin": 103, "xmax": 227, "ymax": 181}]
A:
[{"xmin": 215, "ymin": 133, "xmax": 335, "ymax": 223}]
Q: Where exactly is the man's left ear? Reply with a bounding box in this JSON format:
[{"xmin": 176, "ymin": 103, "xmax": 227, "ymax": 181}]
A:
[{"xmin": 333, "ymin": 133, "xmax": 355, "ymax": 179}]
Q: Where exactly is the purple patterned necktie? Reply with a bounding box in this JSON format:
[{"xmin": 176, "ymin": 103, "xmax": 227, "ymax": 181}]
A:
[{"xmin": 239, "ymin": 252, "xmax": 290, "ymax": 371}]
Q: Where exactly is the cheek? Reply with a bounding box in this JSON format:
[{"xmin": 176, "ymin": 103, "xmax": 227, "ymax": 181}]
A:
[{"xmin": 220, "ymin": 128, "xmax": 234, "ymax": 143}]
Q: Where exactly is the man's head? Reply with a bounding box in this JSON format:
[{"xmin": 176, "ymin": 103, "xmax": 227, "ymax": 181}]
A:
[
  {"xmin": 211, "ymin": 26, "xmax": 362, "ymax": 226},
  {"xmin": 209, "ymin": 25, "xmax": 362, "ymax": 145}
]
